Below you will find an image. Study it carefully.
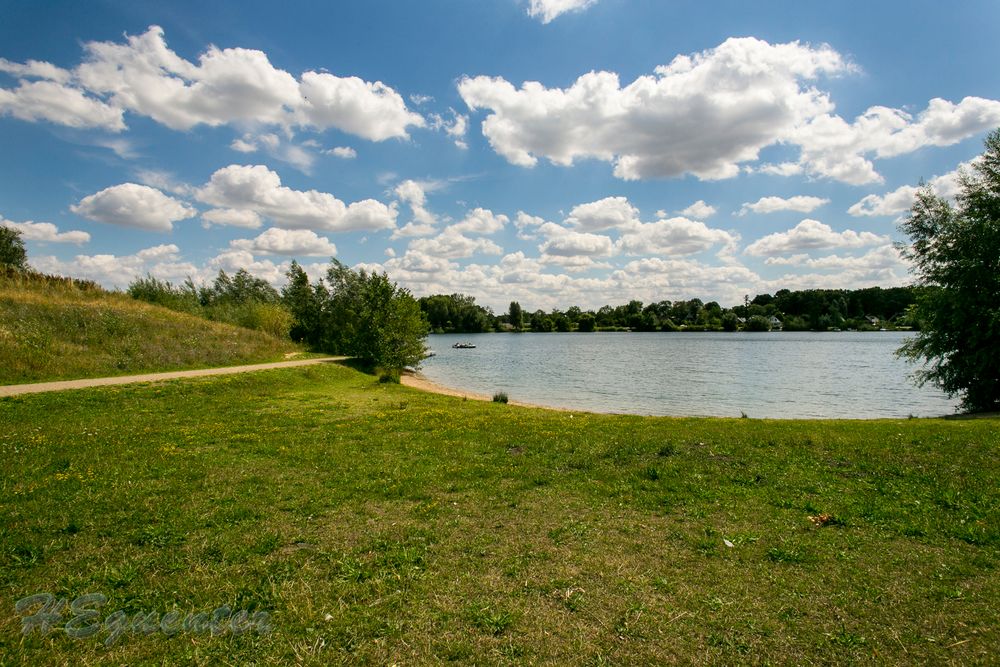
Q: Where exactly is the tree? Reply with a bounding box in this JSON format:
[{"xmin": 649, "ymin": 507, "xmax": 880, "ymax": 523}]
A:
[
  {"xmin": 0, "ymin": 226, "xmax": 28, "ymax": 270},
  {"xmin": 282, "ymin": 261, "xmax": 324, "ymax": 345},
  {"xmin": 897, "ymin": 129, "xmax": 1000, "ymax": 412},
  {"xmin": 577, "ymin": 313, "xmax": 596, "ymax": 332},
  {"xmin": 322, "ymin": 260, "xmax": 428, "ymax": 370},
  {"xmin": 508, "ymin": 301, "xmax": 523, "ymax": 332}
]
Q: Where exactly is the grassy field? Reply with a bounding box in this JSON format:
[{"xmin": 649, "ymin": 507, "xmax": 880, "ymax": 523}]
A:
[
  {"xmin": 0, "ymin": 274, "xmax": 298, "ymax": 385},
  {"xmin": 1, "ymin": 362, "xmax": 997, "ymax": 664}
]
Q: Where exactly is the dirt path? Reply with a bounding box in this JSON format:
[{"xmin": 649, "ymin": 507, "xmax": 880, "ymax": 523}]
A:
[{"xmin": 0, "ymin": 357, "xmax": 347, "ymax": 397}]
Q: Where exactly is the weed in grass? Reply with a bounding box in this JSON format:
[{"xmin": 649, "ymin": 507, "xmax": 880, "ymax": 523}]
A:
[
  {"xmin": 493, "ymin": 391, "xmax": 509, "ymax": 403},
  {"xmin": 766, "ymin": 546, "xmax": 813, "ymax": 564},
  {"xmin": 468, "ymin": 604, "xmax": 515, "ymax": 636},
  {"xmin": 657, "ymin": 443, "xmax": 677, "ymax": 457},
  {"xmin": 827, "ymin": 626, "xmax": 867, "ymax": 648}
]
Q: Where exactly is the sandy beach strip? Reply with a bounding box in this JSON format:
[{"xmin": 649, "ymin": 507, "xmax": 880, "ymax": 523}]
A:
[{"xmin": 400, "ymin": 371, "xmax": 573, "ymax": 412}]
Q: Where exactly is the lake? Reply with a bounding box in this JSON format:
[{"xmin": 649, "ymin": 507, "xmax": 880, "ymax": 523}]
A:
[{"xmin": 420, "ymin": 331, "xmax": 958, "ymax": 419}]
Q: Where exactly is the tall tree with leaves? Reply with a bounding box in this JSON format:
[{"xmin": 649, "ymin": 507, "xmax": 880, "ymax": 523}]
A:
[
  {"xmin": 508, "ymin": 301, "xmax": 523, "ymax": 332},
  {"xmin": 897, "ymin": 129, "xmax": 1000, "ymax": 413},
  {"xmin": 0, "ymin": 226, "xmax": 28, "ymax": 270},
  {"xmin": 322, "ymin": 260, "xmax": 428, "ymax": 370}
]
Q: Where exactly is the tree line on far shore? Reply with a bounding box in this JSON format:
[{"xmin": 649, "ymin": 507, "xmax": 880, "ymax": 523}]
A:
[{"xmin": 419, "ymin": 286, "xmax": 928, "ymax": 335}]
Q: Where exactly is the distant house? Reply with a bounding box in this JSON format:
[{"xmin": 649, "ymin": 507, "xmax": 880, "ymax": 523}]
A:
[{"xmin": 768, "ymin": 315, "xmax": 783, "ymax": 331}]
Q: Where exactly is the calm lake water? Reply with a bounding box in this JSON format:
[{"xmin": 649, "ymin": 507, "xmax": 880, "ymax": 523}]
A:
[{"xmin": 420, "ymin": 332, "xmax": 958, "ymax": 419}]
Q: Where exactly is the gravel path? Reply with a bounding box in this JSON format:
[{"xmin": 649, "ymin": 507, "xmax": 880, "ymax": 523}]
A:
[{"xmin": 0, "ymin": 357, "xmax": 346, "ymax": 397}]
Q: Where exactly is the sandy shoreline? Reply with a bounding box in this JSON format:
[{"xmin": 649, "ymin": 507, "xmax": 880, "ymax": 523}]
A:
[{"xmin": 400, "ymin": 371, "xmax": 572, "ymax": 411}]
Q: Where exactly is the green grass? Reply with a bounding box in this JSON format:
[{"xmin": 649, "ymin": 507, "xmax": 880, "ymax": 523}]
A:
[
  {"xmin": 0, "ymin": 274, "xmax": 298, "ymax": 385},
  {"xmin": 1, "ymin": 362, "xmax": 998, "ymax": 664}
]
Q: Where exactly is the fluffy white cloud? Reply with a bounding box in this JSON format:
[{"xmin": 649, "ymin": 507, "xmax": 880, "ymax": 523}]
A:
[
  {"xmin": 31, "ymin": 244, "xmax": 197, "ymax": 287},
  {"xmin": 791, "ymin": 98, "xmax": 1000, "ymax": 184},
  {"xmin": 195, "ymin": 164, "xmax": 397, "ymax": 232},
  {"xmin": 201, "ymin": 208, "xmax": 263, "ymax": 229},
  {"xmin": 408, "ymin": 229, "xmax": 503, "ymax": 259},
  {"xmin": 0, "ymin": 57, "xmax": 71, "ymax": 83},
  {"xmin": 1, "ymin": 25, "xmax": 423, "ymax": 141},
  {"xmin": 566, "ymin": 196, "xmax": 639, "ymax": 231},
  {"xmin": 738, "ymin": 195, "xmax": 830, "ymax": 216},
  {"xmin": 230, "ymin": 137, "xmax": 258, "ymax": 153},
  {"xmin": 71, "ymin": 183, "xmax": 196, "ymax": 232},
  {"xmin": 617, "ymin": 217, "xmax": 738, "ymax": 256},
  {"xmin": 0, "ymin": 79, "xmax": 124, "ymax": 130},
  {"xmin": 391, "ymin": 179, "xmax": 437, "ymax": 238},
  {"xmin": 527, "ymin": 0, "xmax": 598, "ymax": 23},
  {"xmin": 296, "ymin": 70, "xmax": 424, "ymax": 140},
  {"xmin": 847, "ymin": 159, "xmax": 972, "ymax": 217},
  {"xmin": 230, "ymin": 227, "xmax": 337, "ymax": 256},
  {"xmin": 678, "ymin": 200, "xmax": 716, "ymax": 219},
  {"xmin": 744, "ymin": 219, "xmax": 887, "ymax": 256},
  {"xmin": 459, "ymin": 37, "xmax": 850, "ymax": 180},
  {"xmin": 451, "ymin": 208, "xmax": 508, "ymax": 235},
  {"xmin": 460, "ymin": 36, "xmax": 1000, "ymax": 184},
  {"xmin": 1, "ymin": 217, "xmax": 90, "ymax": 244},
  {"xmin": 762, "ymin": 244, "xmax": 907, "ymax": 272},
  {"xmin": 326, "ymin": 146, "xmax": 357, "ymax": 159},
  {"xmin": 537, "ymin": 222, "xmax": 614, "ymax": 257}
]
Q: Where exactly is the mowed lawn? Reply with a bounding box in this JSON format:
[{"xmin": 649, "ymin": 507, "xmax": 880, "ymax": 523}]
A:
[{"xmin": 1, "ymin": 362, "xmax": 997, "ymax": 664}]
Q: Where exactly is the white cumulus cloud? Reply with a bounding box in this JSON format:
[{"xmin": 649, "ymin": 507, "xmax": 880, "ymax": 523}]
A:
[
  {"xmin": 31, "ymin": 244, "xmax": 197, "ymax": 287},
  {"xmin": 201, "ymin": 208, "xmax": 263, "ymax": 229},
  {"xmin": 744, "ymin": 219, "xmax": 888, "ymax": 256},
  {"xmin": 195, "ymin": 164, "xmax": 397, "ymax": 232},
  {"xmin": 847, "ymin": 158, "xmax": 973, "ymax": 218},
  {"xmin": 565, "ymin": 196, "xmax": 640, "ymax": 231},
  {"xmin": 408, "ymin": 229, "xmax": 503, "ymax": 259},
  {"xmin": 326, "ymin": 146, "xmax": 357, "ymax": 159},
  {"xmin": 230, "ymin": 227, "xmax": 337, "ymax": 256},
  {"xmin": 1, "ymin": 217, "xmax": 90, "ymax": 244},
  {"xmin": 738, "ymin": 195, "xmax": 830, "ymax": 216},
  {"xmin": 0, "ymin": 79, "xmax": 124, "ymax": 130},
  {"xmin": 678, "ymin": 200, "xmax": 716, "ymax": 220},
  {"xmin": 459, "ymin": 37, "xmax": 851, "ymax": 180},
  {"xmin": 451, "ymin": 208, "xmax": 509, "ymax": 235},
  {"xmin": 617, "ymin": 217, "xmax": 738, "ymax": 256},
  {"xmin": 1, "ymin": 25, "xmax": 424, "ymax": 141},
  {"xmin": 459, "ymin": 36, "xmax": 1000, "ymax": 184},
  {"xmin": 71, "ymin": 183, "xmax": 196, "ymax": 232}
]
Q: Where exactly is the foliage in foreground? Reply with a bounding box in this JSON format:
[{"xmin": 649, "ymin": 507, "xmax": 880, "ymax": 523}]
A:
[
  {"xmin": 898, "ymin": 128, "xmax": 1000, "ymax": 413},
  {"xmin": 0, "ymin": 271, "xmax": 297, "ymax": 384},
  {"xmin": 1, "ymin": 364, "xmax": 998, "ymax": 664}
]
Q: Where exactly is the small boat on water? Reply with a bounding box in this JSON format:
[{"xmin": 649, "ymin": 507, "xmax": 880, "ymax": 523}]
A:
[{"xmin": 452, "ymin": 342, "xmax": 477, "ymax": 349}]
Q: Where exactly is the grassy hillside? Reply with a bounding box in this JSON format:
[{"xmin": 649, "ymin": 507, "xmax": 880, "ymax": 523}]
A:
[
  {"xmin": 0, "ymin": 272, "xmax": 298, "ymax": 385},
  {"xmin": 1, "ymin": 363, "xmax": 997, "ymax": 664}
]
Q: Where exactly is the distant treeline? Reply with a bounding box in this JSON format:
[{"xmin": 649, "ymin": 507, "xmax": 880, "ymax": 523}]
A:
[
  {"xmin": 420, "ymin": 286, "xmax": 930, "ymax": 334},
  {"xmin": 127, "ymin": 264, "xmax": 926, "ymax": 341}
]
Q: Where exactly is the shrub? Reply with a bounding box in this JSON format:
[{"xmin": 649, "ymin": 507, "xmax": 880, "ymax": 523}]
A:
[
  {"xmin": 378, "ymin": 369, "xmax": 401, "ymax": 384},
  {"xmin": 493, "ymin": 392, "xmax": 509, "ymax": 404},
  {"xmin": 239, "ymin": 302, "xmax": 293, "ymax": 339}
]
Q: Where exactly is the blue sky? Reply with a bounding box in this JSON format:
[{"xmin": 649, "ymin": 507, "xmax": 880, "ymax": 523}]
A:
[{"xmin": 2, "ymin": 0, "xmax": 998, "ymax": 310}]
